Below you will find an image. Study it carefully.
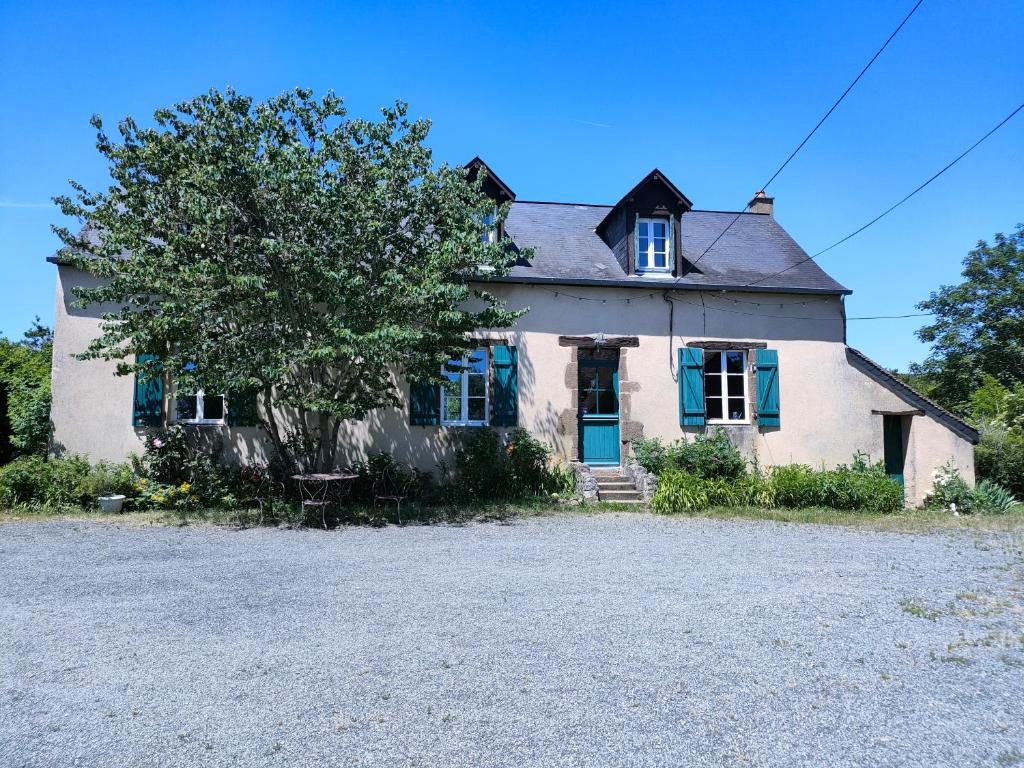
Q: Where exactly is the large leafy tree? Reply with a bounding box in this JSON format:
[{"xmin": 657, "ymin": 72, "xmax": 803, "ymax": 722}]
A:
[
  {"xmin": 54, "ymin": 89, "xmax": 521, "ymax": 470},
  {"xmin": 913, "ymin": 225, "xmax": 1024, "ymax": 413},
  {"xmin": 0, "ymin": 318, "xmax": 53, "ymax": 461}
]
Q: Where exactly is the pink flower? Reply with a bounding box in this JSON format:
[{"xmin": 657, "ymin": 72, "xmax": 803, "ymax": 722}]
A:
[{"xmin": 152, "ymin": 438, "xmax": 164, "ymax": 449}]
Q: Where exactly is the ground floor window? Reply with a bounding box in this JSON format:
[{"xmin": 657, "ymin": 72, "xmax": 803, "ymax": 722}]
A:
[
  {"xmin": 174, "ymin": 390, "xmax": 226, "ymax": 425},
  {"xmin": 704, "ymin": 350, "xmax": 748, "ymax": 423},
  {"xmin": 442, "ymin": 348, "xmax": 489, "ymax": 426}
]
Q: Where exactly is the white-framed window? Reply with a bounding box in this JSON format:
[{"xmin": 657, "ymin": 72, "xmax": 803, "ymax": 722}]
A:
[
  {"xmin": 637, "ymin": 217, "xmax": 672, "ymax": 273},
  {"xmin": 441, "ymin": 348, "xmax": 489, "ymax": 426},
  {"xmin": 481, "ymin": 208, "xmax": 498, "ymax": 244},
  {"xmin": 704, "ymin": 350, "xmax": 748, "ymax": 423},
  {"xmin": 174, "ymin": 390, "xmax": 226, "ymax": 425}
]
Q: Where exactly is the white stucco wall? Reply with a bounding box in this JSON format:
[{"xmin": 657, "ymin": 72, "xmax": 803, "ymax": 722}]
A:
[{"xmin": 50, "ymin": 267, "xmax": 975, "ymax": 506}]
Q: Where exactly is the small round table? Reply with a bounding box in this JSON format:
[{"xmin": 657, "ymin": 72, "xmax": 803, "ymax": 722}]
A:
[{"xmin": 290, "ymin": 473, "xmax": 358, "ymax": 528}]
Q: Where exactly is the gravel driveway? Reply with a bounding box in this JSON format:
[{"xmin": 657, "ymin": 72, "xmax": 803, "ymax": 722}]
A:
[{"xmin": 2, "ymin": 514, "xmax": 1023, "ymax": 768}]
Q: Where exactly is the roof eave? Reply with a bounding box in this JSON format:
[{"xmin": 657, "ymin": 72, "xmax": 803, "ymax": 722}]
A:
[{"xmin": 479, "ymin": 274, "xmax": 852, "ymax": 296}]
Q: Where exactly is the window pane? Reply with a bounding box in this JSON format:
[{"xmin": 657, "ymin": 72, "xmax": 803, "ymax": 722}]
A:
[
  {"xmin": 727, "ymin": 375, "xmax": 744, "ymax": 396},
  {"xmin": 203, "ymin": 395, "xmax": 224, "ymax": 421},
  {"xmin": 444, "ymin": 396, "xmax": 462, "ymax": 421},
  {"xmin": 468, "ymin": 374, "xmax": 486, "ymax": 397},
  {"xmin": 705, "ymin": 397, "xmax": 723, "ymax": 420},
  {"xmin": 638, "ymin": 236, "xmax": 649, "ymax": 267},
  {"xmin": 654, "ymin": 251, "xmax": 666, "ymax": 268},
  {"xmin": 597, "ymin": 388, "xmax": 617, "ymax": 414},
  {"xmin": 465, "ymin": 350, "xmax": 486, "ymax": 373},
  {"xmin": 176, "ymin": 395, "xmax": 198, "ymax": 421},
  {"xmin": 704, "ymin": 373, "xmax": 722, "ymax": 396},
  {"xmin": 652, "ymin": 221, "xmax": 666, "ymax": 238},
  {"xmin": 705, "ymin": 351, "xmax": 722, "ymax": 372},
  {"xmin": 638, "ymin": 221, "xmax": 649, "ymax": 237},
  {"xmin": 725, "ymin": 351, "xmax": 745, "ymax": 373},
  {"xmin": 728, "ymin": 398, "xmax": 746, "ymax": 420},
  {"xmin": 467, "ymin": 397, "xmax": 486, "ymax": 422}
]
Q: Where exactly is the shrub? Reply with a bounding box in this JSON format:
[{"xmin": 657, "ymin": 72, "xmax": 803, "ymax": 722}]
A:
[
  {"xmin": 924, "ymin": 462, "xmax": 977, "ymax": 515},
  {"xmin": 137, "ymin": 425, "xmax": 235, "ymax": 508},
  {"xmin": 631, "ymin": 437, "xmax": 668, "ymax": 475},
  {"xmin": 651, "ymin": 471, "xmax": 774, "ymax": 514},
  {"xmin": 453, "ymin": 428, "xmax": 570, "ymax": 501},
  {"xmin": 770, "ymin": 462, "xmax": 903, "ymax": 513},
  {"xmin": 975, "ymin": 429, "xmax": 1024, "ymax": 498},
  {"xmin": 973, "ymin": 479, "xmax": 1021, "ymax": 514},
  {"xmin": 0, "ymin": 455, "xmax": 129, "ymax": 508},
  {"xmin": 347, "ymin": 452, "xmax": 432, "ymax": 504},
  {"xmin": 651, "ymin": 457, "xmax": 903, "ymax": 516}
]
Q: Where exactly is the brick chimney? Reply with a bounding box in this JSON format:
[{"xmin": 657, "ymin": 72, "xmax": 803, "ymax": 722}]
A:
[{"xmin": 748, "ymin": 190, "xmax": 774, "ymax": 216}]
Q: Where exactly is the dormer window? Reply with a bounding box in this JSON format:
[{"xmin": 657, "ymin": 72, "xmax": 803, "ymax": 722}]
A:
[
  {"xmin": 481, "ymin": 208, "xmax": 497, "ymax": 244},
  {"xmin": 637, "ymin": 218, "xmax": 672, "ymax": 273}
]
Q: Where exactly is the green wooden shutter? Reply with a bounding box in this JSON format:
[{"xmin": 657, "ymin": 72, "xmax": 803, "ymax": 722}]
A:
[
  {"xmin": 409, "ymin": 380, "xmax": 440, "ymax": 426},
  {"xmin": 227, "ymin": 389, "xmax": 260, "ymax": 427},
  {"xmin": 132, "ymin": 353, "xmax": 164, "ymax": 428},
  {"xmin": 756, "ymin": 349, "xmax": 780, "ymax": 427},
  {"xmin": 678, "ymin": 347, "xmax": 705, "ymax": 426},
  {"xmin": 492, "ymin": 344, "xmax": 518, "ymax": 427}
]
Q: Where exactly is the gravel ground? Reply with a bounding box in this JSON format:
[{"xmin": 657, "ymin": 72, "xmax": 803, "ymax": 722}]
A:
[{"xmin": 1, "ymin": 514, "xmax": 1023, "ymax": 768}]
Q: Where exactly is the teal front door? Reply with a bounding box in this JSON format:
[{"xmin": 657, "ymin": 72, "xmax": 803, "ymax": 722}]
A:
[
  {"xmin": 883, "ymin": 415, "xmax": 905, "ymax": 485},
  {"xmin": 579, "ymin": 359, "xmax": 620, "ymax": 465}
]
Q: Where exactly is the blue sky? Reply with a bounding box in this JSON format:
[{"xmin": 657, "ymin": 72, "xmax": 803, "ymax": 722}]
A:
[{"xmin": 1, "ymin": 0, "xmax": 1021, "ymax": 369}]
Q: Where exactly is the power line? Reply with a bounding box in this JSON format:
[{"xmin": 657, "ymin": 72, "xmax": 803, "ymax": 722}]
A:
[
  {"xmin": 745, "ymin": 100, "xmax": 1024, "ymax": 288},
  {"xmin": 683, "ymin": 0, "xmax": 925, "ymax": 272}
]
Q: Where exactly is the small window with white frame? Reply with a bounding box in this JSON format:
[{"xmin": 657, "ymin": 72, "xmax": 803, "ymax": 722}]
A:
[
  {"xmin": 174, "ymin": 389, "xmax": 226, "ymax": 425},
  {"xmin": 637, "ymin": 217, "xmax": 672, "ymax": 273},
  {"xmin": 704, "ymin": 350, "xmax": 748, "ymax": 423},
  {"xmin": 481, "ymin": 207, "xmax": 498, "ymax": 244},
  {"xmin": 441, "ymin": 348, "xmax": 489, "ymax": 426}
]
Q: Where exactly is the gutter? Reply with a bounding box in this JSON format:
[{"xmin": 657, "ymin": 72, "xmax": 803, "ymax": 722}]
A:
[{"xmin": 480, "ymin": 274, "xmax": 852, "ymax": 296}]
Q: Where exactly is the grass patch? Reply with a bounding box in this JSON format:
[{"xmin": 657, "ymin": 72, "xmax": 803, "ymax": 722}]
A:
[
  {"xmin": 672, "ymin": 505, "xmax": 1024, "ymax": 532},
  {"xmin": 900, "ymin": 599, "xmax": 941, "ymax": 621}
]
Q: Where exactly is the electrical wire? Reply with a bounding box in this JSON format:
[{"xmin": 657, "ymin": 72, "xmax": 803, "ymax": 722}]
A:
[
  {"xmin": 682, "ymin": 0, "xmax": 926, "ymax": 273},
  {"xmin": 744, "ymin": 100, "xmax": 1024, "ymax": 288}
]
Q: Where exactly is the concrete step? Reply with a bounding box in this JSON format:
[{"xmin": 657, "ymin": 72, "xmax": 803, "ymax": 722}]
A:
[
  {"xmin": 599, "ymin": 490, "xmax": 643, "ymax": 501},
  {"xmin": 601, "ymin": 498, "xmax": 646, "ymax": 505},
  {"xmin": 595, "ymin": 480, "xmax": 635, "ymax": 490}
]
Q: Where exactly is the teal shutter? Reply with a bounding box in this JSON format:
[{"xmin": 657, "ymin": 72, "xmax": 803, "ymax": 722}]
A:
[
  {"xmin": 132, "ymin": 353, "xmax": 164, "ymax": 428},
  {"xmin": 492, "ymin": 344, "xmax": 518, "ymax": 427},
  {"xmin": 679, "ymin": 348, "xmax": 705, "ymax": 426},
  {"xmin": 409, "ymin": 380, "xmax": 440, "ymax": 426},
  {"xmin": 227, "ymin": 389, "xmax": 260, "ymax": 427},
  {"xmin": 756, "ymin": 349, "xmax": 780, "ymax": 427}
]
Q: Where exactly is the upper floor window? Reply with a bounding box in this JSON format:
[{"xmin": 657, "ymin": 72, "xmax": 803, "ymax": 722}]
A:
[
  {"xmin": 442, "ymin": 348, "xmax": 489, "ymax": 426},
  {"xmin": 704, "ymin": 350, "xmax": 747, "ymax": 423},
  {"xmin": 637, "ymin": 218, "xmax": 671, "ymax": 273},
  {"xmin": 481, "ymin": 208, "xmax": 498, "ymax": 244}
]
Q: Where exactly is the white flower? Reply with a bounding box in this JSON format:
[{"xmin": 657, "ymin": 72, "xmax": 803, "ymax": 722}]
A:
[{"xmin": 152, "ymin": 438, "xmax": 164, "ymax": 449}]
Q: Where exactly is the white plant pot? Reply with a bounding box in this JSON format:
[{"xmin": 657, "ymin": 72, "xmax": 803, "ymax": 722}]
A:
[{"xmin": 98, "ymin": 495, "xmax": 126, "ymax": 514}]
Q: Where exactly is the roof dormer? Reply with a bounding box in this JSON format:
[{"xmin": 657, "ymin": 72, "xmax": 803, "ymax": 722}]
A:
[
  {"xmin": 465, "ymin": 157, "xmax": 516, "ymax": 204},
  {"xmin": 596, "ymin": 169, "xmax": 692, "ymax": 277}
]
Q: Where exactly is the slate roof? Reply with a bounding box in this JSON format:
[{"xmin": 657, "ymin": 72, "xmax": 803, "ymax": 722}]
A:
[
  {"xmin": 846, "ymin": 347, "xmax": 980, "ymax": 444},
  {"xmin": 496, "ymin": 201, "xmax": 849, "ymax": 295}
]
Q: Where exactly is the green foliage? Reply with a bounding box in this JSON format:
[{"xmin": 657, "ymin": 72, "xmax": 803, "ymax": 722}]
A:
[
  {"xmin": 630, "ymin": 436, "xmax": 668, "ymax": 475},
  {"xmin": 976, "ymin": 429, "xmax": 1024, "ymax": 498},
  {"xmin": 54, "ymin": 88, "xmax": 525, "ymax": 471},
  {"xmin": 0, "ymin": 455, "xmax": 135, "ymax": 509},
  {"xmin": 914, "ymin": 225, "xmax": 1024, "ymax": 411},
  {"xmin": 631, "ymin": 430, "xmax": 747, "ymax": 480},
  {"xmin": 137, "ymin": 425, "xmax": 236, "ymax": 508},
  {"xmin": 924, "ymin": 462, "xmax": 977, "ymax": 514},
  {"xmin": 970, "ymin": 374, "xmax": 1011, "ymax": 422},
  {"xmin": 347, "ymin": 451, "xmax": 432, "ymax": 504},
  {"xmin": 652, "ymin": 455, "xmax": 903, "ymax": 515},
  {"xmin": 0, "ymin": 318, "xmax": 53, "ymax": 460},
  {"xmin": 926, "ymin": 462, "xmax": 1022, "ymax": 516},
  {"xmin": 453, "ymin": 428, "xmax": 572, "ymax": 501},
  {"xmin": 973, "ymin": 479, "xmax": 1021, "ymax": 514}
]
